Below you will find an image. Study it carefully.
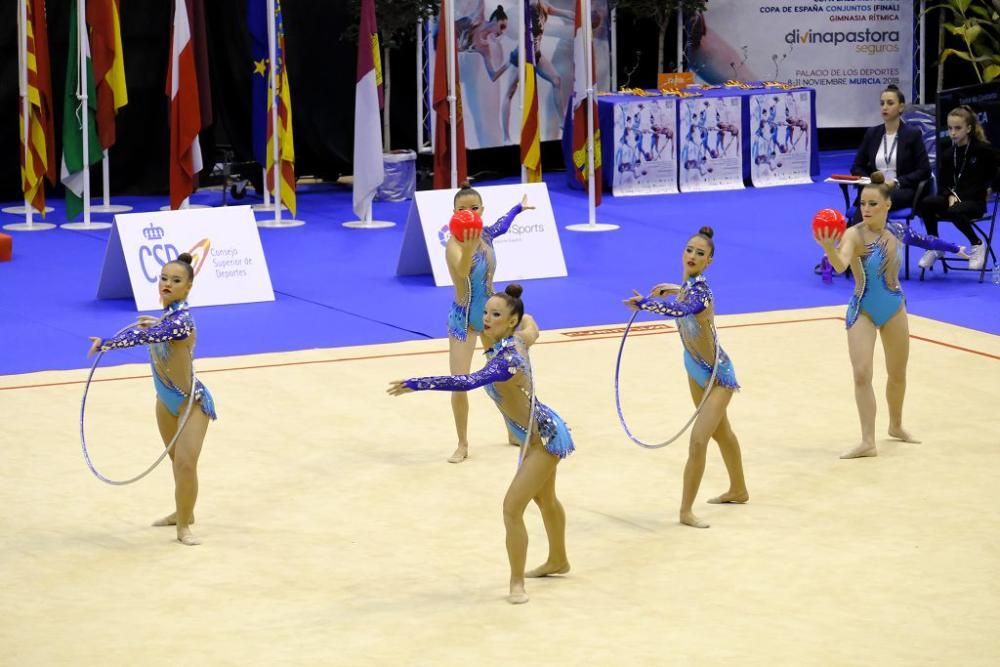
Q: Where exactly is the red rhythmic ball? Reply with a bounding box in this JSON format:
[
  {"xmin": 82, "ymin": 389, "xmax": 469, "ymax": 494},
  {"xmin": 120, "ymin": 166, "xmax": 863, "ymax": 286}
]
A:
[
  {"xmin": 812, "ymin": 208, "xmax": 846, "ymax": 239},
  {"xmin": 449, "ymin": 209, "xmax": 483, "ymax": 242}
]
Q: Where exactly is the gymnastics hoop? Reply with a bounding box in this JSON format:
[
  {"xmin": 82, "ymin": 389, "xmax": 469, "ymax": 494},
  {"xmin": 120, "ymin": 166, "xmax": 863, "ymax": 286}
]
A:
[
  {"xmin": 614, "ymin": 310, "xmax": 721, "ymax": 449},
  {"xmin": 80, "ymin": 321, "xmax": 197, "ymax": 485}
]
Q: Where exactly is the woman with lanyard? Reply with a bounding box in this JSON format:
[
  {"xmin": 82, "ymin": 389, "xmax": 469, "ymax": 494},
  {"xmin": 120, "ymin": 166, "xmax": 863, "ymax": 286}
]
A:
[
  {"xmin": 848, "ymin": 85, "xmax": 931, "ymax": 225},
  {"xmin": 916, "ymin": 106, "xmax": 997, "ymax": 271}
]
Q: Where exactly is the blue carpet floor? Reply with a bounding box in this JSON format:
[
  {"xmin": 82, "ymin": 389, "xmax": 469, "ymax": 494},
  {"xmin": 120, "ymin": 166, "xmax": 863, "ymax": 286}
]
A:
[{"xmin": 1, "ymin": 149, "xmax": 997, "ymax": 376}]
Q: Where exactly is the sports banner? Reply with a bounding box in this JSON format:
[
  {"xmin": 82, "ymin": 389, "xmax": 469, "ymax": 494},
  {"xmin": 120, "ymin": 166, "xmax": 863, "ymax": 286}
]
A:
[
  {"xmin": 611, "ymin": 98, "xmax": 678, "ymax": 196},
  {"xmin": 748, "ymin": 90, "xmax": 813, "ymax": 186},
  {"xmin": 688, "ymin": 0, "xmax": 913, "ymax": 128},
  {"xmin": 396, "ymin": 182, "xmax": 566, "ymax": 286},
  {"xmin": 678, "ymin": 95, "xmax": 743, "ymax": 192},
  {"xmin": 433, "ymin": 0, "xmax": 611, "ymax": 150}
]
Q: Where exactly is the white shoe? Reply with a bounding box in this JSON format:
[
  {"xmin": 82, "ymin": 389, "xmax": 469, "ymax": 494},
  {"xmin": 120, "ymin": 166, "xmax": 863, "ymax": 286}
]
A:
[
  {"xmin": 969, "ymin": 244, "xmax": 987, "ymax": 271},
  {"xmin": 918, "ymin": 249, "xmax": 942, "ymax": 269}
]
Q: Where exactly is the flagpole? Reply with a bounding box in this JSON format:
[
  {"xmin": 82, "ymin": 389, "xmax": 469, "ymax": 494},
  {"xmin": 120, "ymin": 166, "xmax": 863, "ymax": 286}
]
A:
[
  {"xmin": 4, "ymin": 0, "xmax": 55, "ymax": 229},
  {"xmin": 416, "ymin": 19, "xmax": 425, "ymax": 152},
  {"xmin": 518, "ymin": 0, "xmax": 527, "ymax": 183},
  {"xmin": 567, "ymin": 0, "xmax": 618, "ymax": 233},
  {"xmin": 63, "ymin": 0, "xmax": 111, "ymax": 230},
  {"xmin": 610, "ymin": 7, "xmax": 617, "ymax": 92},
  {"xmin": 90, "ymin": 151, "xmax": 132, "ymax": 212},
  {"xmin": 257, "ymin": 0, "xmax": 303, "ymax": 228},
  {"xmin": 445, "ymin": 0, "xmax": 458, "ymax": 189},
  {"xmin": 251, "ymin": 167, "xmax": 286, "ymax": 211}
]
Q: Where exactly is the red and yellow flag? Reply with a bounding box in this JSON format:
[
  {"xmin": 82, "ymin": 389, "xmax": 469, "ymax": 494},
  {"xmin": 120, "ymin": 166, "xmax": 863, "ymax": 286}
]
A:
[
  {"xmin": 265, "ymin": 0, "xmax": 296, "ymax": 215},
  {"xmin": 19, "ymin": 0, "xmax": 57, "ymax": 215},
  {"xmin": 519, "ymin": 0, "xmax": 541, "ymax": 183},
  {"xmin": 87, "ymin": 0, "xmax": 127, "ymax": 150}
]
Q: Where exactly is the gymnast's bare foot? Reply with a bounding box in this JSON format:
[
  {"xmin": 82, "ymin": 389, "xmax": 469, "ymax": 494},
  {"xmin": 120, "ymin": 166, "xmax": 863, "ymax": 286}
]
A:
[
  {"xmin": 176, "ymin": 525, "xmax": 201, "ymax": 546},
  {"xmin": 153, "ymin": 512, "xmax": 195, "ymax": 527},
  {"xmin": 680, "ymin": 511, "xmax": 710, "ymax": 528},
  {"xmin": 888, "ymin": 426, "xmax": 921, "ymax": 443},
  {"xmin": 526, "ymin": 561, "xmax": 570, "ymax": 578},
  {"xmin": 447, "ymin": 444, "xmax": 468, "ymax": 463},
  {"xmin": 507, "ymin": 582, "xmax": 529, "ymax": 604},
  {"xmin": 707, "ymin": 490, "xmax": 749, "ymax": 504},
  {"xmin": 840, "ymin": 442, "xmax": 877, "ymax": 459}
]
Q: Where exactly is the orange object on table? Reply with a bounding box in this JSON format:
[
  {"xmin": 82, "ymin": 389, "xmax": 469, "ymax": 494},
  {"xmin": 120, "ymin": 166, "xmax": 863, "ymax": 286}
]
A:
[{"xmin": 0, "ymin": 233, "xmax": 12, "ymax": 262}]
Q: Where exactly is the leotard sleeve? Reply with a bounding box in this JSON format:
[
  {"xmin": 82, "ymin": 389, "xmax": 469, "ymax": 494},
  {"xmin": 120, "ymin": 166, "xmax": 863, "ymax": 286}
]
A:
[
  {"xmin": 636, "ymin": 281, "xmax": 712, "ymax": 319},
  {"xmin": 404, "ymin": 351, "xmax": 519, "ymax": 392},
  {"xmin": 98, "ymin": 310, "xmax": 194, "ymax": 351},
  {"xmin": 483, "ymin": 203, "xmax": 524, "ymax": 240}
]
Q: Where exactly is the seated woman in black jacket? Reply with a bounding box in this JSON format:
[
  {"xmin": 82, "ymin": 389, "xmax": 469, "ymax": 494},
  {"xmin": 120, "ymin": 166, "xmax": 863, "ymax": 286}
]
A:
[
  {"xmin": 849, "ymin": 85, "xmax": 932, "ymax": 224},
  {"xmin": 916, "ymin": 106, "xmax": 997, "ymax": 271}
]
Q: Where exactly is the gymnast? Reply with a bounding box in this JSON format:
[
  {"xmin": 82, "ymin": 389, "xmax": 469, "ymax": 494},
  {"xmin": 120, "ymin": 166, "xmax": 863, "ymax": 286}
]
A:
[
  {"xmin": 444, "ymin": 182, "xmax": 533, "ymax": 463},
  {"xmin": 87, "ymin": 253, "xmax": 216, "ymax": 545},
  {"xmin": 814, "ymin": 172, "xmax": 968, "ymax": 459},
  {"xmin": 623, "ymin": 227, "xmax": 748, "ymax": 529},
  {"xmin": 389, "ymin": 285, "xmax": 573, "ymax": 604}
]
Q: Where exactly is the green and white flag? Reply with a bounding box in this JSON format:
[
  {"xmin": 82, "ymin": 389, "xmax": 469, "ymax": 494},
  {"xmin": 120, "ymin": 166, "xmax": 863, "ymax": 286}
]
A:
[{"xmin": 61, "ymin": 7, "xmax": 102, "ymax": 220}]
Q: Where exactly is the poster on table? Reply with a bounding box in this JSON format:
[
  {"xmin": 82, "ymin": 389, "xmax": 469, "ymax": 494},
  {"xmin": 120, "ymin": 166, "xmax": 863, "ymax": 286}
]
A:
[
  {"xmin": 748, "ymin": 90, "xmax": 813, "ymax": 186},
  {"xmin": 687, "ymin": 0, "xmax": 913, "ymax": 128},
  {"xmin": 431, "ymin": 0, "xmax": 611, "ymax": 149},
  {"xmin": 611, "ymin": 98, "xmax": 678, "ymax": 196},
  {"xmin": 678, "ymin": 95, "xmax": 743, "ymax": 192}
]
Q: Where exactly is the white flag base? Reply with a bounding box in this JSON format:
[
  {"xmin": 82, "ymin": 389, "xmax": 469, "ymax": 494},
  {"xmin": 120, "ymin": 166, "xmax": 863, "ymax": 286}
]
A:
[
  {"xmin": 252, "ymin": 202, "xmax": 288, "ymax": 212},
  {"xmin": 3, "ymin": 205, "xmax": 54, "ymax": 214},
  {"xmin": 160, "ymin": 204, "xmax": 211, "ymax": 211},
  {"xmin": 61, "ymin": 221, "xmax": 112, "ymax": 230},
  {"xmin": 257, "ymin": 218, "xmax": 306, "ymax": 228},
  {"xmin": 565, "ymin": 222, "xmax": 619, "ymax": 232},
  {"xmin": 90, "ymin": 203, "xmax": 133, "ymax": 213},
  {"xmin": 342, "ymin": 219, "xmax": 395, "ymax": 229},
  {"xmin": 3, "ymin": 221, "xmax": 57, "ymax": 231}
]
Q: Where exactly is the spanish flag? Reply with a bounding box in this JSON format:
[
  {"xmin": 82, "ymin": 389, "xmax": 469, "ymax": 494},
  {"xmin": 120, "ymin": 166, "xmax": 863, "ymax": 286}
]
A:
[
  {"xmin": 87, "ymin": 0, "xmax": 127, "ymax": 150},
  {"xmin": 519, "ymin": 0, "xmax": 541, "ymax": 183}
]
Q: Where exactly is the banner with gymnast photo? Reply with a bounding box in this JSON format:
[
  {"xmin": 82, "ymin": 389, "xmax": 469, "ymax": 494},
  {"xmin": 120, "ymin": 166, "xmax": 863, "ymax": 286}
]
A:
[
  {"xmin": 748, "ymin": 90, "xmax": 813, "ymax": 187},
  {"xmin": 611, "ymin": 98, "xmax": 678, "ymax": 196},
  {"xmin": 432, "ymin": 0, "xmax": 611, "ymax": 150},
  {"xmin": 678, "ymin": 95, "xmax": 743, "ymax": 192},
  {"xmin": 687, "ymin": 0, "xmax": 913, "ymax": 128}
]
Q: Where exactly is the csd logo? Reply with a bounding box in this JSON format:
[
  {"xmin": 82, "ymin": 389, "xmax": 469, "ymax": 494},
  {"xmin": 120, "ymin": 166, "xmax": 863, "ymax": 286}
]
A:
[{"xmin": 139, "ymin": 237, "xmax": 211, "ymax": 282}]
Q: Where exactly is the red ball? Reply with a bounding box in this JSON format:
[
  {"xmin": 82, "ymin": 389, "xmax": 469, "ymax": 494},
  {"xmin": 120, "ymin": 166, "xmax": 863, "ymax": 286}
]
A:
[
  {"xmin": 812, "ymin": 208, "xmax": 847, "ymax": 238},
  {"xmin": 449, "ymin": 209, "xmax": 483, "ymax": 242}
]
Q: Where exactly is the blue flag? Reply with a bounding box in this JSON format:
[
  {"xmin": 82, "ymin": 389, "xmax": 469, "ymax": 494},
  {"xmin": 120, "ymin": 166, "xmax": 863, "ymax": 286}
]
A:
[{"xmin": 248, "ymin": 0, "xmax": 269, "ymax": 168}]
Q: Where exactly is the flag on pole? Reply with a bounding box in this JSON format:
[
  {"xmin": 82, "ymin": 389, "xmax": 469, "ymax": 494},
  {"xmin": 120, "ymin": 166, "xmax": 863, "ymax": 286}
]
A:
[
  {"xmin": 352, "ymin": 0, "xmax": 384, "ymax": 219},
  {"xmin": 519, "ymin": 0, "xmax": 541, "ymax": 183},
  {"xmin": 19, "ymin": 0, "xmax": 57, "ymax": 215},
  {"xmin": 166, "ymin": 0, "xmax": 202, "ymax": 210},
  {"xmin": 569, "ymin": 0, "xmax": 601, "ymax": 205},
  {"xmin": 87, "ymin": 0, "xmax": 127, "ymax": 150},
  {"xmin": 61, "ymin": 4, "xmax": 102, "ymax": 220},
  {"xmin": 248, "ymin": 0, "xmax": 296, "ymax": 216},
  {"xmin": 432, "ymin": 0, "xmax": 467, "ymax": 189}
]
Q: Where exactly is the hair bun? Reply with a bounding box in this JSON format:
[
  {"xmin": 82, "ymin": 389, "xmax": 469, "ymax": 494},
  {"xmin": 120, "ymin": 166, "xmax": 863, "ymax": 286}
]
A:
[
  {"xmin": 886, "ymin": 84, "xmax": 899, "ymax": 90},
  {"xmin": 176, "ymin": 252, "xmax": 193, "ymax": 264},
  {"xmin": 869, "ymin": 171, "xmax": 886, "ymax": 185},
  {"xmin": 504, "ymin": 283, "xmax": 523, "ymax": 299},
  {"xmin": 698, "ymin": 226, "xmax": 714, "ymax": 239},
  {"xmin": 459, "ymin": 180, "xmax": 472, "ymax": 190}
]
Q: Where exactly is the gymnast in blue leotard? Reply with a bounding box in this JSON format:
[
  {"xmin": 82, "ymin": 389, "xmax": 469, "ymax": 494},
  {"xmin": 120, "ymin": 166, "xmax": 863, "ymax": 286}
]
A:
[
  {"xmin": 87, "ymin": 253, "xmax": 214, "ymax": 545},
  {"xmin": 815, "ymin": 171, "xmax": 968, "ymax": 460},
  {"xmin": 444, "ymin": 183, "xmax": 533, "ymax": 463},
  {"xmin": 390, "ymin": 284, "xmax": 572, "ymax": 605},
  {"xmin": 623, "ymin": 226, "xmax": 749, "ymax": 529}
]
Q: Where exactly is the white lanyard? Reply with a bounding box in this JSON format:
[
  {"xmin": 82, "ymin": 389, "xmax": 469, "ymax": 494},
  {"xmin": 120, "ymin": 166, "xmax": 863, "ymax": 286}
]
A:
[{"xmin": 881, "ymin": 131, "xmax": 899, "ymax": 171}]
